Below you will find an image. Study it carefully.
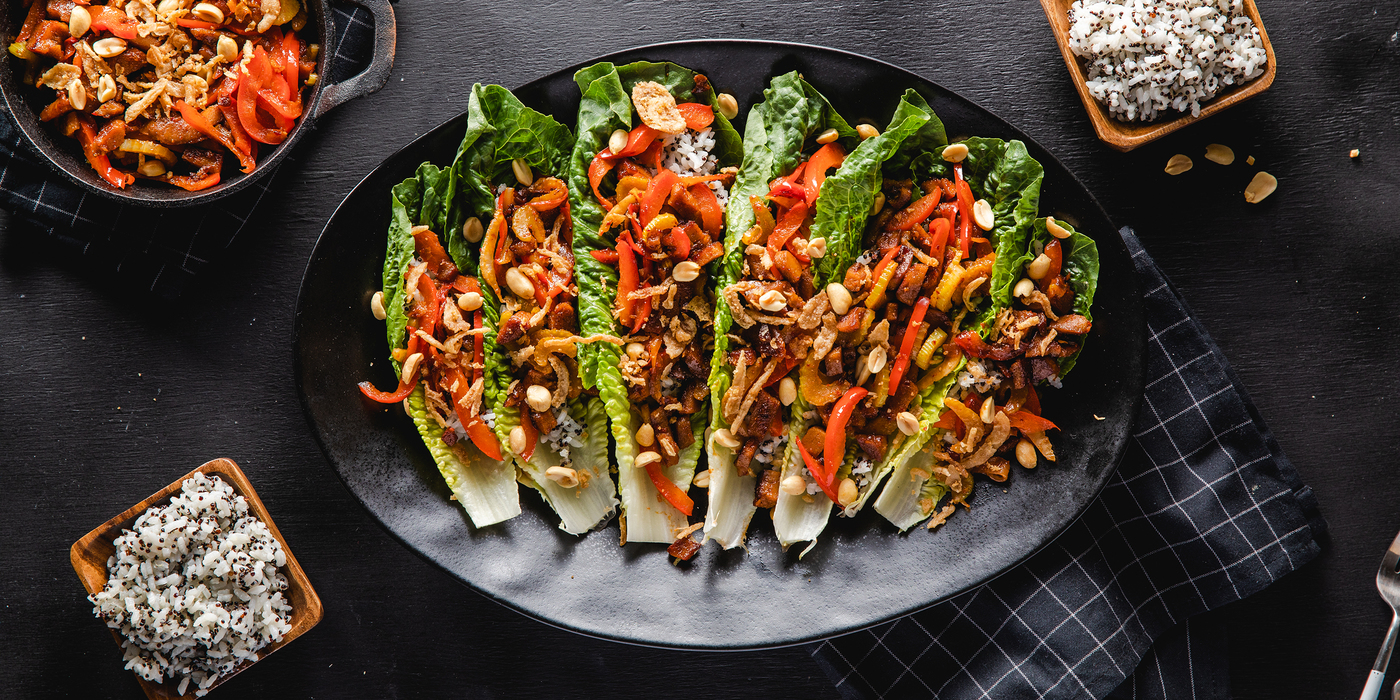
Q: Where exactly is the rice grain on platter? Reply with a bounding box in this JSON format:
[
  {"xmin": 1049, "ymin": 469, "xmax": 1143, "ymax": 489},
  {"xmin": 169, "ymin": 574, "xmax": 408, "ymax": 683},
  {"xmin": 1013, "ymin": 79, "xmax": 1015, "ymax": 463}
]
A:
[
  {"xmin": 1066, "ymin": 0, "xmax": 1268, "ymax": 122},
  {"xmin": 89, "ymin": 473, "xmax": 293, "ymax": 696}
]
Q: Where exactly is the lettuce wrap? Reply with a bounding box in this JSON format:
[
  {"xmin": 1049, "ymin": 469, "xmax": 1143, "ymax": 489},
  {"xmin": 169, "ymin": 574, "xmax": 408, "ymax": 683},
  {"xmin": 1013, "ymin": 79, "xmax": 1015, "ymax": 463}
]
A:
[
  {"xmin": 448, "ymin": 84, "xmax": 619, "ymax": 535},
  {"xmin": 568, "ymin": 61, "xmax": 743, "ymax": 545},
  {"xmin": 704, "ymin": 72, "xmax": 859, "ymax": 550}
]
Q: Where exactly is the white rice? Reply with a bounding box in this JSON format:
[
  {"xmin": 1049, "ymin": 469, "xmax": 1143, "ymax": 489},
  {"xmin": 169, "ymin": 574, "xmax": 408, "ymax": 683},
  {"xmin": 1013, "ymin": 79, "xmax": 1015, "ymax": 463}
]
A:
[
  {"xmin": 753, "ymin": 435, "xmax": 785, "ymax": 465},
  {"xmin": 539, "ymin": 407, "xmax": 586, "ymax": 467},
  {"xmin": 957, "ymin": 360, "xmax": 1004, "ymax": 393},
  {"xmin": 1067, "ymin": 0, "xmax": 1268, "ymax": 121},
  {"xmin": 661, "ymin": 127, "xmax": 729, "ymax": 210},
  {"xmin": 89, "ymin": 473, "xmax": 293, "ymax": 696}
]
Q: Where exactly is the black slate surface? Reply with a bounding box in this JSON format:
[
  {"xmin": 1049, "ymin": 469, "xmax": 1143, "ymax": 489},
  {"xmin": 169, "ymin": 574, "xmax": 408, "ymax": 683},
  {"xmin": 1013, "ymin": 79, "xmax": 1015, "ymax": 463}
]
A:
[{"xmin": 1, "ymin": 1, "xmax": 1395, "ymax": 698}]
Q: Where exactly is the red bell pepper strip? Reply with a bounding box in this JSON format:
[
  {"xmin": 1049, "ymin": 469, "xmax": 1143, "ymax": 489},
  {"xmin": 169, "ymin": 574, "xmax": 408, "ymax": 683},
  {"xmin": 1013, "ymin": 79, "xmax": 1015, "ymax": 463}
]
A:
[
  {"xmin": 89, "ymin": 6, "xmax": 139, "ymax": 41},
  {"xmin": 763, "ymin": 357, "xmax": 801, "ymax": 388},
  {"xmin": 590, "ymin": 249, "xmax": 620, "ymax": 265},
  {"xmin": 802, "ymin": 143, "xmax": 846, "ymax": 207},
  {"xmin": 796, "ymin": 437, "xmax": 842, "ymax": 505},
  {"xmin": 638, "ymin": 139, "xmax": 663, "ymax": 172},
  {"xmin": 869, "ymin": 245, "xmax": 901, "ymax": 286},
  {"xmin": 238, "ymin": 47, "xmax": 287, "ymax": 145},
  {"xmin": 887, "ymin": 296, "xmax": 930, "ymax": 395},
  {"xmin": 823, "ymin": 386, "xmax": 869, "ymax": 492},
  {"xmin": 608, "ymin": 124, "xmax": 658, "ymax": 159},
  {"xmin": 518, "ymin": 410, "xmax": 538, "ymax": 461},
  {"xmin": 953, "ymin": 164, "xmax": 973, "ymax": 259},
  {"xmin": 461, "ymin": 277, "xmax": 485, "ymax": 386},
  {"xmin": 644, "ymin": 463, "xmax": 694, "ymax": 517},
  {"xmin": 766, "ymin": 200, "xmax": 807, "ymax": 260},
  {"xmin": 464, "ymin": 417, "xmax": 503, "ymax": 460},
  {"xmin": 1038, "ymin": 239, "xmax": 1063, "ymax": 292},
  {"xmin": 412, "ymin": 226, "xmax": 454, "ymax": 279},
  {"xmin": 175, "ymin": 99, "xmax": 251, "ymax": 170},
  {"xmin": 676, "ymin": 102, "xmax": 714, "ymax": 130},
  {"xmin": 689, "ymin": 183, "xmax": 723, "ymax": 238},
  {"xmin": 639, "ymin": 168, "xmax": 679, "ymax": 228},
  {"xmin": 1009, "ymin": 411, "xmax": 1058, "ymax": 433},
  {"xmin": 768, "ymin": 161, "xmax": 807, "ymax": 201},
  {"xmin": 892, "ymin": 191, "xmax": 941, "ymax": 231},
  {"xmin": 630, "ymin": 297, "xmax": 651, "ymax": 335},
  {"xmin": 1024, "ymin": 385, "xmax": 1042, "ymax": 415},
  {"xmin": 74, "ymin": 117, "xmax": 134, "ymax": 189},
  {"xmin": 280, "ymin": 30, "xmax": 302, "ymax": 104},
  {"xmin": 927, "ymin": 217, "xmax": 951, "ymax": 266},
  {"xmin": 667, "ymin": 227, "xmax": 691, "ymax": 260},
  {"xmin": 358, "ymin": 335, "xmax": 421, "ymax": 403},
  {"xmin": 15, "ymin": 0, "xmax": 46, "ymax": 46},
  {"xmin": 932, "ymin": 410, "xmax": 959, "ymax": 431},
  {"xmin": 615, "ymin": 238, "xmax": 639, "ymax": 325},
  {"xmin": 587, "ymin": 154, "xmax": 616, "ymax": 210}
]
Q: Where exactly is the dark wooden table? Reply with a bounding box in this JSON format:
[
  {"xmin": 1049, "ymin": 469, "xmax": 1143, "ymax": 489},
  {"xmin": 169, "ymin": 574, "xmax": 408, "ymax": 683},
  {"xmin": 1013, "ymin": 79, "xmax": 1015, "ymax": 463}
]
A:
[{"xmin": 3, "ymin": 1, "xmax": 1395, "ymax": 697}]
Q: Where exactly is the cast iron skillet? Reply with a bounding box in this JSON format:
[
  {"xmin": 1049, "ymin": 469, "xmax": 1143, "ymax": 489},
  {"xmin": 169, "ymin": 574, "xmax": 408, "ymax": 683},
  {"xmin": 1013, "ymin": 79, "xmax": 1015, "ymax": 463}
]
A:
[
  {"xmin": 294, "ymin": 40, "xmax": 1147, "ymax": 650},
  {"xmin": 0, "ymin": 0, "xmax": 396, "ymax": 206}
]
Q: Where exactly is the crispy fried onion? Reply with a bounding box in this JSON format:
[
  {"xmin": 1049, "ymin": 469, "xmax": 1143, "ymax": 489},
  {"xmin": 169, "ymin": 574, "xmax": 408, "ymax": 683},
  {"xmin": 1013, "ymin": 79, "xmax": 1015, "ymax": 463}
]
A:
[
  {"xmin": 1026, "ymin": 429, "xmax": 1057, "ymax": 462},
  {"xmin": 721, "ymin": 283, "xmax": 758, "ymax": 329},
  {"xmin": 932, "ymin": 463, "xmax": 975, "ymax": 506},
  {"xmin": 959, "ymin": 412, "xmax": 1011, "ymax": 469},
  {"xmin": 942, "ymin": 397, "xmax": 982, "ymax": 433},
  {"xmin": 866, "ymin": 319, "xmax": 891, "ymax": 349},
  {"xmin": 532, "ymin": 333, "xmax": 624, "ymax": 368},
  {"xmin": 405, "ymin": 261, "xmax": 429, "ymax": 304},
  {"xmin": 415, "ymin": 329, "xmax": 449, "ymax": 353},
  {"xmin": 1034, "ymin": 328, "xmax": 1059, "ymax": 357},
  {"xmin": 460, "ymin": 377, "xmax": 486, "ymax": 417},
  {"xmin": 685, "ymin": 295, "xmax": 713, "ymax": 325},
  {"xmin": 424, "ymin": 387, "xmax": 452, "ymax": 429},
  {"xmin": 442, "ymin": 298, "xmax": 472, "ymax": 334},
  {"xmin": 796, "ymin": 291, "xmax": 830, "ymax": 330},
  {"xmin": 627, "ymin": 284, "xmax": 671, "ymax": 300},
  {"xmin": 598, "ymin": 194, "xmax": 637, "ymax": 239},
  {"xmin": 1025, "ymin": 289, "xmax": 1060, "ymax": 321},
  {"xmin": 925, "ymin": 504, "xmax": 957, "ymax": 531},
  {"xmin": 962, "ymin": 276, "xmax": 987, "ymax": 311},
  {"xmin": 729, "ymin": 359, "xmax": 778, "ymax": 434},
  {"xmin": 721, "ymin": 353, "xmax": 750, "ymax": 421},
  {"xmin": 548, "ymin": 355, "xmax": 570, "ymax": 408}
]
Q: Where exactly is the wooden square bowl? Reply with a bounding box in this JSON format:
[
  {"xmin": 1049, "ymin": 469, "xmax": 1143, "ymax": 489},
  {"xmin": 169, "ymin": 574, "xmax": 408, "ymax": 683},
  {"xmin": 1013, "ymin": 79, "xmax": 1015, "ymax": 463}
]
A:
[
  {"xmin": 1040, "ymin": 0, "xmax": 1276, "ymax": 151},
  {"xmin": 70, "ymin": 458, "xmax": 323, "ymax": 699}
]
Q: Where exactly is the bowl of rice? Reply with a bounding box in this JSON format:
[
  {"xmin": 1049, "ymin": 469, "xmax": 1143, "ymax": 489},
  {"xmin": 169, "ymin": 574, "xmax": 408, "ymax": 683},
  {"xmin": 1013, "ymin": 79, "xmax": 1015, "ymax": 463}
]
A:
[
  {"xmin": 70, "ymin": 458, "xmax": 322, "ymax": 698},
  {"xmin": 1040, "ymin": 0, "xmax": 1276, "ymax": 151}
]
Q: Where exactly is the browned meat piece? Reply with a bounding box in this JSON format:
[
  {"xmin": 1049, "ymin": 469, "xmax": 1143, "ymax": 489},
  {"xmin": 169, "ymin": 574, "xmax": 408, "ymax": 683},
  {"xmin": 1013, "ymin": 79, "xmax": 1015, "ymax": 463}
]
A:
[
  {"xmin": 797, "ymin": 267, "xmax": 815, "ymax": 299},
  {"xmin": 1051, "ymin": 314, "xmax": 1092, "ymax": 335},
  {"xmin": 39, "ymin": 95, "xmax": 71, "ymax": 122},
  {"xmin": 673, "ymin": 278, "xmax": 698, "ymax": 309},
  {"xmin": 138, "ymin": 117, "xmax": 206, "ymax": 146},
  {"xmin": 836, "ymin": 307, "xmax": 867, "ymax": 334},
  {"xmin": 1046, "ymin": 276, "xmax": 1075, "ymax": 315},
  {"xmin": 692, "ymin": 73, "xmax": 712, "ymax": 95},
  {"xmin": 28, "ymin": 21, "xmax": 68, "ymax": 60},
  {"xmin": 167, "ymin": 148, "xmax": 221, "ymax": 190},
  {"xmin": 682, "ymin": 343, "xmax": 707, "ymax": 379},
  {"xmin": 678, "ymin": 382, "xmax": 707, "ymax": 415},
  {"xmin": 508, "ymin": 238, "xmax": 535, "ymax": 257},
  {"xmin": 735, "ymin": 437, "xmax": 760, "ymax": 477},
  {"xmin": 533, "ymin": 408, "xmax": 557, "ymax": 435},
  {"xmin": 755, "ymin": 323, "xmax": 785, "ymax": 357},
  {"xmin": 884, "ymin": 178, "xmax": 913, "ymax": 211},
  {"xmin": 772, "ymin": 250, "xmax": 802, "ymax": 284},
  {"xmin": 897, "ymin": 263, "xmax": 929, "ymax": 305},
  {"xmin": 822, "ymin": 347, "xmax": 845, "ymax": 377},
  {"xmin": 654, "ymin": 420, "xmax": 680, "ymax": 466},
  {"xmin": 689, "ymin": 242, "xmax": 724, "ymax": 267},
  {"xmin": 753, "ymin": 468, "xmax": 780, "ymax": 509},
  {"xmin": 675, "ymin": 415, "xmax": 695, "ymax": 449},
  {"xmin": 46, "ymin": 0, "xmax": 76, "ymax": 21},
  {"xmin": 922, "ymin": 178, "xmax": 957, "ymax": 200},
  {"xmin": 1031, "ymin": 357, "xmax": 1059, "ymax": 384},
  {"xmin": 92, "ymin": 119, "xmax": 126, "ymax": 155},
  {"xmin": 726, "ymin": 348, "xmax": 757, "ymax": 368},
  {"xmin": 920, "ymin": 263, "xmax": 942, "ymax": 298},
  {"xmin": 440, "ymin": 428, "xmax": 458, "ymax": 446},
  {"xmin": 547, "ymin": 301, "xmax": 577, "ymax": 332},
  {"xmin": 1047, "ymin": 340, "xmax": 1080, "ymax": 358},
  {"xmin": 844, "ymin": 262, "xmax": 871, "ymax": 293},
  {"xmin": 496, "ymin": 311, "xmax": 531, "ymax": 344},
  {"xmin": 111, "ymin": 48, "xmax": 149, "ymax": 76},
  {"xmin": 92, "ymin": 101, "xmax": 123, "ymax": 118},
  {"xmin": 679, "ymin": 220, "xmax": 708, "ymax": 246},
  {"xmin": 970, "ymin": 456, "xmax": 1010, "ymax": 482},
  {"xmin": 802, "ymin": 427, "xmax": 825, "ymax": 457},
  {"xmin": 1007, "ymin": 359, "xmax": 1028, "ymax": 389},
  {"xmin": 748, "ymin": 390, "xmax": 783, "ymax": 438},
  {"xmin": 865, "ymin": 415, "xmax": 895, "ymax": 435},
  {"xmin": 854, "ymin": 434, "xmax": 887, "ymax": 460},
  {"xmin": 668, "ymin": 537, "xmax": 702, "ymax": 561},
  {"xmin": 627, "ymin": 381, "xmax": 650, "ymax": 405},
  {"xmin": 886, "ymin": 379, "xmax": 918, "ymax": 416},
  {"xmin": 887, "ymin": 248, "xmax": 913, "ymax": 295},
  {"xmin": 667, "ymin": 185, "xmax": 702, "ymax": 223}
]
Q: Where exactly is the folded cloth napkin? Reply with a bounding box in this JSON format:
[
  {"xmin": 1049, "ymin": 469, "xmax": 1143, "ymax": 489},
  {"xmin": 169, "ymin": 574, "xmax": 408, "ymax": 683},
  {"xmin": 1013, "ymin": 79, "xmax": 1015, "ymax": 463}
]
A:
[
  {"xmin": 0, "ymin": 4, "xmax": 375, "ymax": 299},
  {"xmin": 809, "ymin": 227, "xmax": 1327, "ymax": 700}
]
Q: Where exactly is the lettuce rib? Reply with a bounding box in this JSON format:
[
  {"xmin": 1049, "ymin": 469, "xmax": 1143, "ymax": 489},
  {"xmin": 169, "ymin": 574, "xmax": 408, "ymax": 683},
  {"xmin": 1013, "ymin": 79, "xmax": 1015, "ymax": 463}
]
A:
[
  {"xmin": 872, "ymin": 361, "xmax": 965, "ymax": 529},
  {"xmin": 407, "ymin": 386, "xmax": 521, "ymax": 527}
]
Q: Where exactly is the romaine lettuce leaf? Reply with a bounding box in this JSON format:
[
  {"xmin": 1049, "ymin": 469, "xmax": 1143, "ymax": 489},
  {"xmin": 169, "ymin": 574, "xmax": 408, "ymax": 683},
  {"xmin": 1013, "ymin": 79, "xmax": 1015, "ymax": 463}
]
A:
[
  {"xmin": 568, "ymin": 61, "xmax": 740, "ymax": 544},
  {"xmin": 771, "ymin": 395, "xmax": 834, "ymax": 553},
  {"xmin": 507, "ymin": 399, "xmax": 619, "ymax": 534},
  {"xmin": 705, "ymin": 73, "xmax": 857, "ymax": 550},
  {"xmin": 812, "ymin": 89, "xmax": 941, "ymax": 287},
  {"xmin": 406, "ymin": 385, "xmax": 521, "ymax": 527},
  {"xmin": 872, "ymin": 359, "xmax": 966, "ymax": 530}
]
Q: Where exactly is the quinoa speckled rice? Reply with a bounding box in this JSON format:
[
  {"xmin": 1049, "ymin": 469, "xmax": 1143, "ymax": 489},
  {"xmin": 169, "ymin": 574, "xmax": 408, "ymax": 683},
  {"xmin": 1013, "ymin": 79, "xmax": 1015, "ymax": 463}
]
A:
[{"xmin": 89, "ymin": 473, "xmax": 293, "ymax": 696}]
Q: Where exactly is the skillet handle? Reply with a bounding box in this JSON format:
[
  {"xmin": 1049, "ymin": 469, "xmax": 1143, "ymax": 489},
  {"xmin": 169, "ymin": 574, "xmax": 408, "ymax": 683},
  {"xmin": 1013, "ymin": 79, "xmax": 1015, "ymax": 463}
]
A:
[{"xmin": 313, "ymin": 0, "xmax": 396, "ymax": 119}]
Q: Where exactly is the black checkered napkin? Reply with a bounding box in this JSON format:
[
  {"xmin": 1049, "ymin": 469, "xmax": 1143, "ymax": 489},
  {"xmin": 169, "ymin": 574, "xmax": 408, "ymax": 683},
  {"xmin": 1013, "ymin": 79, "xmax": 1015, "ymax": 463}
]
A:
[
  {"xmin": 0, "ymin": 4, "xmax": 376, "ymax": 298},
  {"xmin": 809, "ymin": 228, "xmax": 1326, "ymax": 700}
]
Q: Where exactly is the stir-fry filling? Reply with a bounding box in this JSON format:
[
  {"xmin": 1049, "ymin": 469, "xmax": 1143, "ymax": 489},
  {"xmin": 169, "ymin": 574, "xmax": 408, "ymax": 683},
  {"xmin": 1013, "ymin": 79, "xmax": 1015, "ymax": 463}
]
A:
[
  {"xmin": 484, "ymin": 169, "xmax": 619, "ymax": 480},
  {"xmin": 713, "ymin": 142, "xmax": 847, "ymax": 511},
  {"xmin": 918, "ymin": 228, "xmax": 1093, "ymax": 520},
  {"xmin": 357, "ymin": 225, "xmax": 502, "ymax": 462},
  {"xmin": 587, "ymin": 81, "xmax": 734, "ymax": 523},
  {"xmin": 790, "ymin": 160, "xmax": 1000, "ymax": 509},
  {"xmin": 11, "ymin": 0, "xmax": 315, "ymax": 189}
]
